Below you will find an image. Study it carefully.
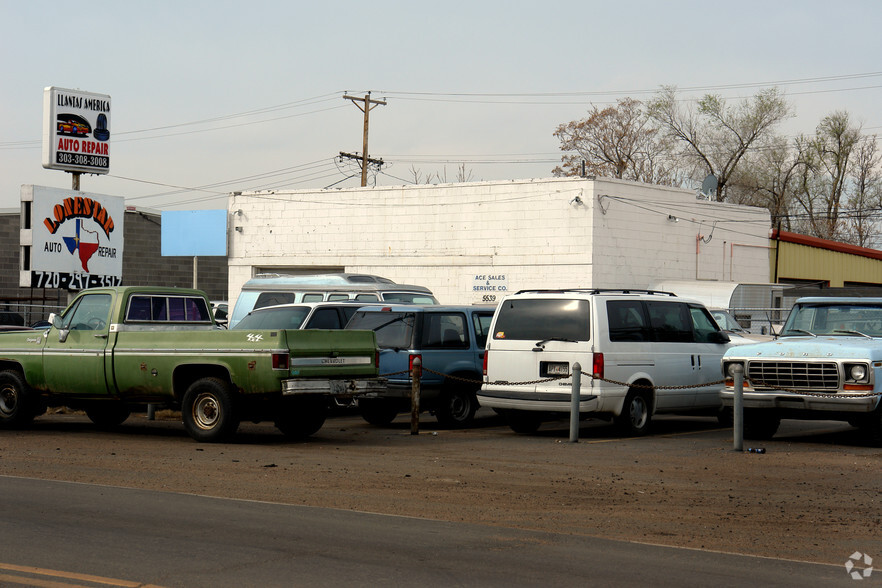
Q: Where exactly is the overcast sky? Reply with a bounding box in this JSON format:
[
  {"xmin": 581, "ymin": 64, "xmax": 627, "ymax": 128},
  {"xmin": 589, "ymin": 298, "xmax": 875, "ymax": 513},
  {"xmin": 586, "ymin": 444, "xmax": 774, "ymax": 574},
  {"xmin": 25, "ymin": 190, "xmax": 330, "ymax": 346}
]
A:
[{"xmin": 3, "ymin": 0, "xmax": 881, "ymax": 211}]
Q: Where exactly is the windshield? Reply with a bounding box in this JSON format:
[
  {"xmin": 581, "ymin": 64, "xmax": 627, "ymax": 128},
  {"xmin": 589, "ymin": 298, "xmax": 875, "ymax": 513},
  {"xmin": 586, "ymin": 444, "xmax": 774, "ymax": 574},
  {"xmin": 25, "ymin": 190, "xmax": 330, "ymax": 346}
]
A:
[
  {"xmin": 710, "ymin": 310, "xmax": 745, "ymax": 332},
  {"xmin": 781, "ymin": 303, "xmax": 882, "ymax": 337},
  {"xmin": 347, "ymin": 311, "xmax": 416, "ymax": 348},
  {"xmin": 493, "ymin": 299, "xmax": 590, "ymax": 341},
  {"xmin": 232, "ymin": 306, "xmax": 311, "ymax": 330}
]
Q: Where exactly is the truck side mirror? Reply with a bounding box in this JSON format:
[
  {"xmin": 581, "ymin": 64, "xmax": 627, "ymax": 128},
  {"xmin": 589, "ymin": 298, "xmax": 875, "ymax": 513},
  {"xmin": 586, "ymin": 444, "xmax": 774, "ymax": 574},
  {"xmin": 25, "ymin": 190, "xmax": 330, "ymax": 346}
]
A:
[{"xmin": 49, "ymin": 313, "xmax": 69, "ymax": 343}]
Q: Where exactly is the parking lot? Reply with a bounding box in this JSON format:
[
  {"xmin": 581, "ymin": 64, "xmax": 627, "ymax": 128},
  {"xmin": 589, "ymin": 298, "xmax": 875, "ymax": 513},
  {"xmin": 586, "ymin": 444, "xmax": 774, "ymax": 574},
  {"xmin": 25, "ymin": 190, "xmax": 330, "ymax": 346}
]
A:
[{"xmin": 0, "ymin": 407, "xmax": 879, "ymax": 567}]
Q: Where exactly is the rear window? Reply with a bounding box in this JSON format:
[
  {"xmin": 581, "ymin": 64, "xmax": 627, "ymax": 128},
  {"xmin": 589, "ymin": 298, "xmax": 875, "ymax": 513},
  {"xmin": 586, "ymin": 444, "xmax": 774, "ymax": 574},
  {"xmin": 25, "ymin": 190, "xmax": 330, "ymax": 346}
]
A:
[
  {"xmin": 493, "ymin": 299, "xmax": 590, "ymax": 341},
  {"xmin": 347, "ymin": 311, "xmax": 416, "ymax": 349},
  {"xmin": 126, "ymin": 295, "xmax": 211, "ymax": 323},
  {"xmin": 232, "ymin": 306, "xmax": 310, "ymax": 330}
]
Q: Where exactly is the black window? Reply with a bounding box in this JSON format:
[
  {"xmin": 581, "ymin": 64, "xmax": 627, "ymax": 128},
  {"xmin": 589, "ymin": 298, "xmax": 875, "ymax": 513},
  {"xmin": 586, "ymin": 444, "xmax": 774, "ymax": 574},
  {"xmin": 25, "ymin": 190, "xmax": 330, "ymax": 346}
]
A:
[
  {"xmin": 255, "ymin": 292, "xmax": 296, "ymax": 309},
  {"xmin": 492, "ymin": 299, "xmax": 590, "ymax": 341},
  {"xmin": 607, "ymin": 300, "xmax": 650, "ymax": 342},
  {"xmin": 347, "ymin": 311, "xmax": 415, "ymax": 349},
  {"xmin": 305, "ymin": 308, "xmax": 343, "ymax": 329},
  {"xmin": 472, "ymin": 312, "xmax": 494, "ymax": 348},
  {"xmin": 646, "ymin": 301, "xmax": 693, "ymax": 343},
  {"xmin": 421, "ymin": 313, "xmax": 468, "ymax": 349}
]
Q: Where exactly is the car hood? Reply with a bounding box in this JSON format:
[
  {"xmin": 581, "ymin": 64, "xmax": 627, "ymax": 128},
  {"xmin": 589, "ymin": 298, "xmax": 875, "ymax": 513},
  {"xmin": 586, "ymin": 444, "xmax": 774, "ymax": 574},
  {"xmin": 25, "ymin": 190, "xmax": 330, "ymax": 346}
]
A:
[{"xmin": 723, "ymin": 336, "xmax": 882, "ymax": 360}]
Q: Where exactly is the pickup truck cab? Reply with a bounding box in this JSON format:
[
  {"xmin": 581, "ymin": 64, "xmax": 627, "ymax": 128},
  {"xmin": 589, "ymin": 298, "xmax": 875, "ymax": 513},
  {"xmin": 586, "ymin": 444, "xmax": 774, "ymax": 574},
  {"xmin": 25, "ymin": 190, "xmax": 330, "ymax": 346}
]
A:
[
  {"xmin": 345, "ymin": 305, "xmax": 495, "ymax": 427},
  {"xmin": 0, "ymin": 286, "xmax": 384, "ymax": 442},
  {"xmin": 722, "ymin": 297, "xmax": 882, "ymax": 444}
]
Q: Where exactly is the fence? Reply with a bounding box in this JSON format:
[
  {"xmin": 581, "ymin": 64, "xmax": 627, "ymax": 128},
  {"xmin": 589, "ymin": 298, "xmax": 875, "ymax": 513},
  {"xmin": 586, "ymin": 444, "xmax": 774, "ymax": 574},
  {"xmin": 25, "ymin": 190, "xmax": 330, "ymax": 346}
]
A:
[{"xmin": 0, "ymin": 302, "xmax": 67, "ymax": 328}]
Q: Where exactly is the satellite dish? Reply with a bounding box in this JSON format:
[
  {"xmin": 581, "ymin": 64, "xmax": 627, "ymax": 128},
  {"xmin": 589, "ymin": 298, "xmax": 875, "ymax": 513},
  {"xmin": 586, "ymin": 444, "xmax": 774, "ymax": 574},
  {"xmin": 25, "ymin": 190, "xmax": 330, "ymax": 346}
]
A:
[{"xmin": 699, "ymin": 174, "xmax": 718, "ymax": 198}]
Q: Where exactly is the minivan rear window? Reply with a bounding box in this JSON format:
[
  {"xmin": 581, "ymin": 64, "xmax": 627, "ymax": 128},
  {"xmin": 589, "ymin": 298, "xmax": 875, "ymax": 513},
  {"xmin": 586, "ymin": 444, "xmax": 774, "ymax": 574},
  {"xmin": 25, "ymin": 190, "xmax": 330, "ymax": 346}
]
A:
[
  {"xmin": 347, "ymin": 311, "xmax": 416, "ymax": 349},
  {"xmin": 493, "ymin": 299, "xmax": 590, "ymax": 341}
]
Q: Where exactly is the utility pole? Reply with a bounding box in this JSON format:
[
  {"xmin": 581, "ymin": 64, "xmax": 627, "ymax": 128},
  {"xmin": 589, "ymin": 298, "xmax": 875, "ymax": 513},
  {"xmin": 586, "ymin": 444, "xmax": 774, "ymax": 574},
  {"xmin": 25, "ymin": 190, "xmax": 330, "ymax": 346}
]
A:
[{"xmin": 343, "ymin": 92, "xmax": 386, "ymax": 186}]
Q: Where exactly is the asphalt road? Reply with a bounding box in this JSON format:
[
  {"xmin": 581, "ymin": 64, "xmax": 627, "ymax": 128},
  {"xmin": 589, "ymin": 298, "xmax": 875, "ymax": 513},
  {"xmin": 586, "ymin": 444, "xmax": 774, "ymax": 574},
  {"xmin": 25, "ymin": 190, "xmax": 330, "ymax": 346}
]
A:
[{"xmin": 0, "ymin": 475, "xmax": 848, "ymax": 587}]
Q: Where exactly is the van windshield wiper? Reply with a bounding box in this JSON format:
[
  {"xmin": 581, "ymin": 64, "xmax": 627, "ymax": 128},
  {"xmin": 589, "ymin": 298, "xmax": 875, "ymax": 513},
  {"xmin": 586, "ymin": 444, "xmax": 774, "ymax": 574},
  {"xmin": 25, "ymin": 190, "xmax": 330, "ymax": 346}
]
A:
[{"xmin": 534, "ymin": 337, "xmax": 579, "ymax": 349}]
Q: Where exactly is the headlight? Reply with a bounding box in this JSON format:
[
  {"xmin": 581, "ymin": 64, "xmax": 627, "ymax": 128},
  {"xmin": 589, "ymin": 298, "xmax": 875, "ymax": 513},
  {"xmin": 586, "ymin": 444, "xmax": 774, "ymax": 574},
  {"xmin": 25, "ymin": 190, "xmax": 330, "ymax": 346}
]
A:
[
  {"xmin": 848, "ymin": 364, "xmax": 868, "ymax": 382},
  {"xmin": 725, "ymin": 362, "xmax": 743, "ymax": 378}
]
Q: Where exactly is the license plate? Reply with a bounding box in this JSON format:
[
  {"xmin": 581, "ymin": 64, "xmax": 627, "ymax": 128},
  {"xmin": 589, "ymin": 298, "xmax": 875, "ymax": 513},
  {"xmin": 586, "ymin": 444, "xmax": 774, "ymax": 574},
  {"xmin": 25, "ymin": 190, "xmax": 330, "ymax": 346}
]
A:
[{"xmin": 546, "ymin": 362, "xmax": 569, "ymax": 376}]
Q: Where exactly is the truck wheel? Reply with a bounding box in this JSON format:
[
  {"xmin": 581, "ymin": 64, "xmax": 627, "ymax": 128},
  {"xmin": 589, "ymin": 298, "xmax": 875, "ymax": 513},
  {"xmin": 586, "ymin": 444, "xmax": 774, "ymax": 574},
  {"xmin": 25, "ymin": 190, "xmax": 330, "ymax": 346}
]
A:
[
  {"xmin": 434, "ymin": 384, "xmax": 478, "ymax": 429},
  {"xmin": 182, "ymin": 378, "xmax": 239, "ymax": 443},
  {"xmin": 615, "ymin": 389, "xmax": 651, "ymax": 435},
  {"xmin": 359, "ymin": 398, "xmax": 399, "ymax": 426},
  {"xmin": 504, "ymin": 409, "xmax": 542, "ymax": 434},
  {"xmin": 0, "ymin": 370, "xmax": 36, "ymax": 429},
  {"xmin": 742, "ymin": 409, "xmax": 780, "ymax": 440},
  {"xmin": 275, "ymin": 397, "xmax": 328, "ymax": 439},
  {"xmin": 86, "ymin": 403, "xmax": 131, "ymax": 428}
]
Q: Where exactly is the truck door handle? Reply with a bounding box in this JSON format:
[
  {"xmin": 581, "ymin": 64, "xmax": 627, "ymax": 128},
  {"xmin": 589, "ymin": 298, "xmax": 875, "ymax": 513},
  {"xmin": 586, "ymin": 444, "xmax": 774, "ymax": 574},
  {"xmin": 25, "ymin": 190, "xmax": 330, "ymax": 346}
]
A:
[{"xmin": 94, "ymin": 333, "xmax": 108, "ymax": 339}]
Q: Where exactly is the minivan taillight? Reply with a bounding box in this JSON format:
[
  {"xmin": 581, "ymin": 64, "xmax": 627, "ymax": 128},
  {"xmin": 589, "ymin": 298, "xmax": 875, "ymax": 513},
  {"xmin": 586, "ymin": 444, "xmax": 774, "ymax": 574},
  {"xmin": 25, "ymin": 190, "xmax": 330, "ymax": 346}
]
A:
[
  {"xmin": 272, "ymin": 352, "xmax": 290, "ymax": 370},
  {"xmin": 592, "ymin": 352, "xmax": 604, "ymax": 380}
]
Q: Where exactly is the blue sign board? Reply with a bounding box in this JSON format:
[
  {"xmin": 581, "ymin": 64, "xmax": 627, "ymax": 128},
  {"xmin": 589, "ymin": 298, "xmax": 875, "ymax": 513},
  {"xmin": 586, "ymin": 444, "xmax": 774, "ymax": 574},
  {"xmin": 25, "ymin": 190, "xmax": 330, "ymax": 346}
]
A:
[{"xmin": 161, "ymin": 210, "xmax": 227, "ymax": 256}]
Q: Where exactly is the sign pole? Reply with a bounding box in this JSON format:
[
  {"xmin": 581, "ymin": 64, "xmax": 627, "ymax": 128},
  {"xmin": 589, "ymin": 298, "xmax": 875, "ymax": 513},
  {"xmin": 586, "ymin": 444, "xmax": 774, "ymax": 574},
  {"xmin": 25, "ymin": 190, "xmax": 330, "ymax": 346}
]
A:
[
  {"xmin": 193, "ymin": 256, "xmax": 198, "ymax": 289},
  {"xmin": 71, "ymin": 172, "xmax": 80, "ymax": 191}
]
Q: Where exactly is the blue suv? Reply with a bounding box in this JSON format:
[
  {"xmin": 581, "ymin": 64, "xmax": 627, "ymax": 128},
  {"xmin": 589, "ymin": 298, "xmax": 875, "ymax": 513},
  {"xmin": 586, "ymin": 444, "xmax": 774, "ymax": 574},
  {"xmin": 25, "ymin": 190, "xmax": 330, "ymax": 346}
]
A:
[{"xmin": 345, "ymin": 305, "xmax": 494, "ymax": 427}]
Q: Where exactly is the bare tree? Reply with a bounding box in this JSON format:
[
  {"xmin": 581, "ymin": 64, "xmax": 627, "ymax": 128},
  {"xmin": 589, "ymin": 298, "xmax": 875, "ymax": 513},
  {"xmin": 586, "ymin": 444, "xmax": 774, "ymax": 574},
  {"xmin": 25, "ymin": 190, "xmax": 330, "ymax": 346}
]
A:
[
  {"xmin": 842, "ymin": 137, "xmax": 882, "ymax": 248},
  {"xmin": 647, "ymin": 86, "xmax": 792, "ymax": 201},
  {"xmin": 728, "ymin": 135, "xmax": 803, "ymax": 230},
  {"xmin": 792, "ymin": 111, "xmax": 862, "ymax": 241},
  {"xmin": 553, "ymin": 98, "xmax": 677, "ymax": 184}
]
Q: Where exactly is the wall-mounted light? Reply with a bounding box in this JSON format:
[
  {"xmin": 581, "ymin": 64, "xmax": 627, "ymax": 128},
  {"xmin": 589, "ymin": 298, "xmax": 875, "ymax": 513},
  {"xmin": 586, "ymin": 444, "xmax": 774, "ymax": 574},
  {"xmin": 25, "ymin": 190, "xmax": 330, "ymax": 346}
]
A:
[
  {"xmin": 569, "ymin": 195, "xmax": 584, "ymax": 206},
  {"xmin": 667, "ymin": 215, "xmax": 679, "ymax": 223},
  {"xmin": 234, "ymin": 226, "xmax": 243, "ymax": 233}
]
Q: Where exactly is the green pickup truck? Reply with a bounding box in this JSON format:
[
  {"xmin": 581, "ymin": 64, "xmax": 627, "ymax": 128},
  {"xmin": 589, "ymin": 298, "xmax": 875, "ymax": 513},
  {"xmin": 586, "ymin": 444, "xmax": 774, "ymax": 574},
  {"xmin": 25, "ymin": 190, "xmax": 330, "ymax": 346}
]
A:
[{"xmin": 0, "ymin": 286, "xmax": 384, "ymax": 442}]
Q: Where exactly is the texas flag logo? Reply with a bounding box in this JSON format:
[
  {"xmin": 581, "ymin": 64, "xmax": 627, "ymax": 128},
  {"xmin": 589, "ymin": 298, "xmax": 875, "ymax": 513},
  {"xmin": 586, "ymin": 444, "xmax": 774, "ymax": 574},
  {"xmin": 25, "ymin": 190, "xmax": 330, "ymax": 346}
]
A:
[{"xmin": 63, "ymin": 219, "xmax": 101, "ymax": 272}]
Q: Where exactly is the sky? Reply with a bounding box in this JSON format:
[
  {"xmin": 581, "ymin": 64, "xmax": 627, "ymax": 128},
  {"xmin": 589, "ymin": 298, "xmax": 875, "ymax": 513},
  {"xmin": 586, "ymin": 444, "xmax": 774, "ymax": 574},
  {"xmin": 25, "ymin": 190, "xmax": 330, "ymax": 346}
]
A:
[{"xmin": 3, "ymin": 0, "xmax": 882, "ymax": 211}]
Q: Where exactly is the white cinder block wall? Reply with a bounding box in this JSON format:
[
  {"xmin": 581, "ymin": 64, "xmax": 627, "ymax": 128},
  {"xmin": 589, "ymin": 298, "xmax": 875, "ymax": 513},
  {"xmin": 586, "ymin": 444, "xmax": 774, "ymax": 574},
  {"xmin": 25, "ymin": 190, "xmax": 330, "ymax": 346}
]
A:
[{"xmin": 227, "ymin": 177, "xmax": 770, "ymax": 311}]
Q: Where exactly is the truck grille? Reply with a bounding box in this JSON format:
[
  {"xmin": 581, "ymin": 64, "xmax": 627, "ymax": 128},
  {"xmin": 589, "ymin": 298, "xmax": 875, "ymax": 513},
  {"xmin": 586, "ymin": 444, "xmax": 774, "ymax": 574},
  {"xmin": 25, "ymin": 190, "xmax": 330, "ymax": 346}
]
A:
[{"xmin": 747, "ymin": 361, "xmax": 840, "ymax": 390}]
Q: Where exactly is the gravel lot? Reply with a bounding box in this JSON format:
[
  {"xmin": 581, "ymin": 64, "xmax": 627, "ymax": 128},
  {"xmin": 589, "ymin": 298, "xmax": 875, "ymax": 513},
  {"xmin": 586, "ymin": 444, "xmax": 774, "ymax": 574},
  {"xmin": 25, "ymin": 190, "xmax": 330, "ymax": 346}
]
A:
[{"xmin": 0, "ymin": 408, "xmax": 879, "ymax": 566}]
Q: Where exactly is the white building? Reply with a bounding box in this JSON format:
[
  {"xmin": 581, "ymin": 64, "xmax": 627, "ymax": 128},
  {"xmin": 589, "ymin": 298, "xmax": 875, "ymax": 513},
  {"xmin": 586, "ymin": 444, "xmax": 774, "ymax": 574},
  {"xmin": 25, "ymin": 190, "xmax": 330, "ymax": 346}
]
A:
[{"xmin": 227, "ymin": 177, "xmax": 771, "ymax": 309}]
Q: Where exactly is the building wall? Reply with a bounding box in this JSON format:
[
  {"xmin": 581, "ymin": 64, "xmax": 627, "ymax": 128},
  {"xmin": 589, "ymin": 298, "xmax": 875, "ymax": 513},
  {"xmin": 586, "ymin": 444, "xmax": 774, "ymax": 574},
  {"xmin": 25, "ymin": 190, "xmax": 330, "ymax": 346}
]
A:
[
  {"xmin": 773, "ymin": 238, "xmax": 882, "ymax": 287},
  {"xmin": 0, "ymin": 209, "xmax": 229, "ymax": 324},
  {"xmin": 227, "ymin": 177, "xmax": 772, "ymax": 311}
]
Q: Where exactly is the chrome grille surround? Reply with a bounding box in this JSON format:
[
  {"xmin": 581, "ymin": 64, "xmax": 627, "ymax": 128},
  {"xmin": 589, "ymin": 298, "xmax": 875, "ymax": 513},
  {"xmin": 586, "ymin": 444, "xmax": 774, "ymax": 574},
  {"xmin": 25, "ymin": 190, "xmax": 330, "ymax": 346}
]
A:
[{"xmin": 746, "ymin": 361, "xmax": 840, "ymax": 391}]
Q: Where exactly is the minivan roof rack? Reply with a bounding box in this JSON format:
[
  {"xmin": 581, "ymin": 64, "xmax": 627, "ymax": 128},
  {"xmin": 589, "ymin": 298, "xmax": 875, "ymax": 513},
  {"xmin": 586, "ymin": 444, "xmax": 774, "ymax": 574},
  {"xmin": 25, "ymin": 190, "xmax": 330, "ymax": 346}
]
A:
[{"xmin": 514, "ymin": 288, "xmax": 677, "ymax": 297}]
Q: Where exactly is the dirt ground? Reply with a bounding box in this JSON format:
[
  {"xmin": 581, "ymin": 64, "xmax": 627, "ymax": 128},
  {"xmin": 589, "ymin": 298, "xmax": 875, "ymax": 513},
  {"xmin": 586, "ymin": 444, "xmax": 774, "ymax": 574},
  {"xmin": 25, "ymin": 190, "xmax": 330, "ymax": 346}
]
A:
[{"xmin": 0, "ymin": 408, "xmax": 879, "ymax": 566}]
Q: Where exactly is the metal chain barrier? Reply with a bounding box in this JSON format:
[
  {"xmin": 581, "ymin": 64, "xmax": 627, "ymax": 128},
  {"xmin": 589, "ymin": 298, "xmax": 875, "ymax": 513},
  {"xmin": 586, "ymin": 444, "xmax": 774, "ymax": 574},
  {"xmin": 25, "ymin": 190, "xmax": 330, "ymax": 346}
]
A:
[{"xmin": 380, "ymin": 367, "xmax": 882, "ymax": 398}]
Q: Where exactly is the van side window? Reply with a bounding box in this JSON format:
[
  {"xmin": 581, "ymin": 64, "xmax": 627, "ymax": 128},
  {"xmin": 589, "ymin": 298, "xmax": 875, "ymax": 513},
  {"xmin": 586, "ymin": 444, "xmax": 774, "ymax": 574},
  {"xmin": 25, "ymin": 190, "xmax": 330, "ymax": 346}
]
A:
[
  {"xmin": 355, "ymin": 293, "xmax": 380, "ymax": 301},
  {"xmin": 306, "ymin": 308, "xmax": 343, "ymax": 329},
  {"xmin": 646, "ymin": 301, "xmax": 693, "ymax": 343},
  {"xmin": 302, "ymin": 293, "xmax": 324, "ymax": 302},
  {"xmin": 255, "ymin": 292, "xmax": 296, "ymax": 309},
  {"xmin": 607, "ymin": 300, "xmax": 649, "ymax": 342},
  {"xmin": 327, "ymin": 293, "xmax": 351, "ymax": 301},
  {"xmin": 422, "ymin": 313, "xmax": 468, "ymax": 349},
  {"xmin": 689, "ymin": 305, "xmax": 723, "ymax": 343}
]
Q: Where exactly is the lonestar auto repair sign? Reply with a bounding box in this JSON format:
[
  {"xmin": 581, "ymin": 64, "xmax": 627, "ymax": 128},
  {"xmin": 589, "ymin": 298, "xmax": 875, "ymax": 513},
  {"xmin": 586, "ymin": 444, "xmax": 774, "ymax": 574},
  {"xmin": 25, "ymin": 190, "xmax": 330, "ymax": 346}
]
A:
[
  {"xmin": 42, "ymin": 87, "xmax": 111, "ymax": 174},
  {"xmin": 21, "ymin": 186, "xmax": 123, "ymax": 290}
]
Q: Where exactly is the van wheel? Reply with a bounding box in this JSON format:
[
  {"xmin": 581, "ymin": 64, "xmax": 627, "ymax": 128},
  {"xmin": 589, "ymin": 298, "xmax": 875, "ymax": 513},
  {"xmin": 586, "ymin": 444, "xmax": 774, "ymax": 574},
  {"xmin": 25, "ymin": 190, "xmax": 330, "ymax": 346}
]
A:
[
  {"xmin": 86, "ymin": 403, "xmax": 131, "ymax": 428},
  {"xmin": 434, "ymin": 384, "xmax": 478, "ymax": 428},
  {"xmin": 742, "ymin": 409, "xmax": 780, "ymax": 440},
  {"xmin": 504, "ymin": 410, "xmax": 542, "ymax": 434},
  {"xmin": 615, "ymin": 389, "xmax": 651, "ymax": 435},
  {"xmin": 182, "ymin": 378, "xmax": 239, "ymax": 442},
  {"xmin": 276, "ymin": 397, "xmax": 327, "ymax": 439},
  {"xmin": 359, "ymin": 398, "xmax": 399, "ymax": 426},
  {"xmin": 0, "ymin": 370, "xmax": 36, "ymax": 429}
]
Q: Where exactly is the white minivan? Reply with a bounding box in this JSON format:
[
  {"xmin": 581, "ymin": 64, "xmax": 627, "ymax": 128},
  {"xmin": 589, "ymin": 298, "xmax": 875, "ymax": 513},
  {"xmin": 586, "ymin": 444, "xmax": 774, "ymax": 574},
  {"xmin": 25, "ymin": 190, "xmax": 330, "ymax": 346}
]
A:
[{"xmin": 478, "ymin": 289, "xmax": 732, "ymax": 435}]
